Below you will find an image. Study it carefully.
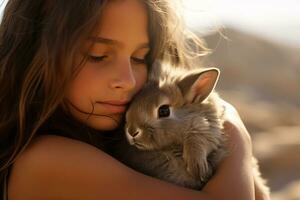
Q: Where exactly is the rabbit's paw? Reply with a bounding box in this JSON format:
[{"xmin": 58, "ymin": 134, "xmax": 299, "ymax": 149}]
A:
[{"xmin": 183, "ymin": 152, "xmax": 211, "ymax": 181}]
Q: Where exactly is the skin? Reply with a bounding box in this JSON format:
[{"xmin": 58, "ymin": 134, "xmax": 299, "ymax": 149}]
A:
[
  {"xmin": 7, "ymin": 0, "xmax": 268, "ymax": 199},
  {"xmin": 65, "ymin": 0, "xmax": 149, "ymax": 130}
]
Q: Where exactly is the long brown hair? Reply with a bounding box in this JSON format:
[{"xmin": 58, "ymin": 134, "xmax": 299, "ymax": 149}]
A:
[{"xmin": 0, "ymin": 0, "xmax": 208, "ymax": 188}]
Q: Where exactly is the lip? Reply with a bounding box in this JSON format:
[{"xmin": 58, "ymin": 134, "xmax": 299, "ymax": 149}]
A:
[
  {"xmin": 98, "ymin": 100, "xmax": 130, "ymax": 106},
  {"xmin": 96, "ymin": 100, "xmax": 130, "ymax": 114}
]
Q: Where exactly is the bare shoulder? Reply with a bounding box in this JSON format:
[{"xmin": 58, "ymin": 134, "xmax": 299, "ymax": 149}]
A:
[
  {"xmin": 8, "ymin": 135, "xmax": 130, "ymax": 199},
  {"xmin": 8, "ymin": 135, "xmax": 208, "ymax": 200}
]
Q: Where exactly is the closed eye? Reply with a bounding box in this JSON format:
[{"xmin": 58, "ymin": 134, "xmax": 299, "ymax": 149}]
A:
[
  {"xmin": 87, "ymin": 55, "xmax": 146, "ymax": 64},
  {"xmin": 131, "ymin": 57, "xmax": 146, "ymax": 64},
  {"xmin": 88, "ymin": 55, "xmax": 107, "ymax": 63}
]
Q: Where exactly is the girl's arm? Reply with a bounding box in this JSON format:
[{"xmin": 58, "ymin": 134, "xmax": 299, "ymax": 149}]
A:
[{"xmin": 8, "ymin": 102, "xmax": 255, "ymax": 200}]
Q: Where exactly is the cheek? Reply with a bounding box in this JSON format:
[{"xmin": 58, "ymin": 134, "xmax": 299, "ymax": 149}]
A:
[{"xmin": 65, "ymin": 65, "xmax": 102, "ymax": 105}]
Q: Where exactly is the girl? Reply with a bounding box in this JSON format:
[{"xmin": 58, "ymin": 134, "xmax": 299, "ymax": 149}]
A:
[{"xmin": 0, "ymin": 0, "xmax": 267, "ymax": 199}]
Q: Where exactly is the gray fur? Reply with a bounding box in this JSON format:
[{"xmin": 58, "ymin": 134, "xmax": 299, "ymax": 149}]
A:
[{"xmin": 111, "ymin": 63, "xmax": 270, "ymax": 194}]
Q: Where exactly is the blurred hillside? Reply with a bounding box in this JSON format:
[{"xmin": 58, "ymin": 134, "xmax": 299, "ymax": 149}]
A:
[
  {"xmin": 203, "ymin": 28, "xmax": 300, "ymax": 132},
  {"xmin": 202, "ymin": 28, "xmax": 300, "ymax": 200}
]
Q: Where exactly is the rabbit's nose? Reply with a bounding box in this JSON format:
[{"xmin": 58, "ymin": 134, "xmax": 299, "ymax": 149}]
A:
[
  {"xmin": 129, "ymin": 130, "xmax": 140, "ymax": 137},
  {"xmin": 127, "ymin": 126, "xmax": 141, "ymax": 138}
]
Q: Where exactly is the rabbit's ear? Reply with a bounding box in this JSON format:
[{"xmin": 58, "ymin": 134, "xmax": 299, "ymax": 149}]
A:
[{"xmin": 177, "ymin": 68, "xmax": 220, "ymax": 103}]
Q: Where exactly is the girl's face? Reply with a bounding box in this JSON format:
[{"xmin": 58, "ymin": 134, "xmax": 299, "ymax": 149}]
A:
[{"xmin": 65, "ymin": 0, "xmax": 149, "ymax": 131}]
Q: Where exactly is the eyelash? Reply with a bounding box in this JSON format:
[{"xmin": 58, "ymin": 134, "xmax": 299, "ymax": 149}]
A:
[
  {"xmin": 131, "ymin": 57, "xmax": 146, "ymax": 64},
  {"xmin": 88, "ymin": 55, "xmax": 146, "ymax": 64},
  {"xmin": 88, "ymin": 55, "xmax": 107, "ymax": 63}
]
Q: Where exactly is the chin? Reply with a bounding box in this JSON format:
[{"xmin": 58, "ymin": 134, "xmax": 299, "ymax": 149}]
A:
[{"xmin": 87, "ymin": 114, "xmax": 123, "ymax": 131}]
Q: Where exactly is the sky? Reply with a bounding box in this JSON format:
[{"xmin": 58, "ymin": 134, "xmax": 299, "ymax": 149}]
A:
[
  {"xmin": 183, "ymin": 0, "xmax": 300, "ymax": 47},
  {"xmin": 0, "ymin": 0, "xmax": 299, "ymax": 47}
]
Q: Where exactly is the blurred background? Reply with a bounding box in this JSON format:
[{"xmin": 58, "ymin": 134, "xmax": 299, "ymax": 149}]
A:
[
  {"xmin": 1, "ymin": 0, "xmax": 299, "ymax": 199},
  {"xmin": 183, "ymin": 0, "xmax": 300, "ymax": 199}
]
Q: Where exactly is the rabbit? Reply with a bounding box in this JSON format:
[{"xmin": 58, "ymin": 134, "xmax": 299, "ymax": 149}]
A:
[{"xmin": 110, "ymin": 62, "xmax": 270, "ymax": 194}]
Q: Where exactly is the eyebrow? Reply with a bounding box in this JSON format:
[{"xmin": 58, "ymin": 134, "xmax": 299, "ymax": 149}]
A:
[{"xmin": 88, "ymin": 36, "xmax": 150, "ymax": 49}]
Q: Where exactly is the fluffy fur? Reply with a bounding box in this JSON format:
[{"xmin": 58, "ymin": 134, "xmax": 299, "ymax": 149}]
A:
[{"xmin": 111, "ymin": 62, "xmax": 270, "ymax": 194}]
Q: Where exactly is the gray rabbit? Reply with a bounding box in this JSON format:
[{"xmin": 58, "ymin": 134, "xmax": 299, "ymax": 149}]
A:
[{"xmin": 110, "ymin": 63, "xmax": 270, "ymax": 195}]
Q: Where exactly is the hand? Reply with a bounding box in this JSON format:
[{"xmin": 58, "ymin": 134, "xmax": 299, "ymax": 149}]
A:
[
  {"xmin": 220, "ymin": 98, "xmax": 252, "ymax": 152},
  {"xmin": 202, "ymin": 99, "xmax": 255, "ymax": 200},
  {"xmin": 218, "ymin": 99, "xmax": 269, "ymax": 200}
]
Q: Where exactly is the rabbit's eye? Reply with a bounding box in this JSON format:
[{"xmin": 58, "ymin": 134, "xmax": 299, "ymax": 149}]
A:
[{"xmin": 158, "ymin": 104, "xmax": 170, "ymax": 118}]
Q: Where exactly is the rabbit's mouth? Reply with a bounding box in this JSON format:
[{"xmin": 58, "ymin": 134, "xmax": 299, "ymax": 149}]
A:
[
  {"xmin": 133, "ymin": 141, "xmax": 149, "ymax": 150},
  {"xmin": 131, "ymin": 138, "xmax": 157, "ymax": 150}
]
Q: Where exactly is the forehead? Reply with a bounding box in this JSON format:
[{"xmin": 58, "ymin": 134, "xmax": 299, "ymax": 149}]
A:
[{"xmin": 95, "ymin": 0, "xmax": 149, "ymax": 45}]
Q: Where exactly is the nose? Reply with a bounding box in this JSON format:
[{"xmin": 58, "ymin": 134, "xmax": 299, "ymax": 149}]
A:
[{"xmin": 110, "ymin": 59, "xmax": 136, "ymax": 91}]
